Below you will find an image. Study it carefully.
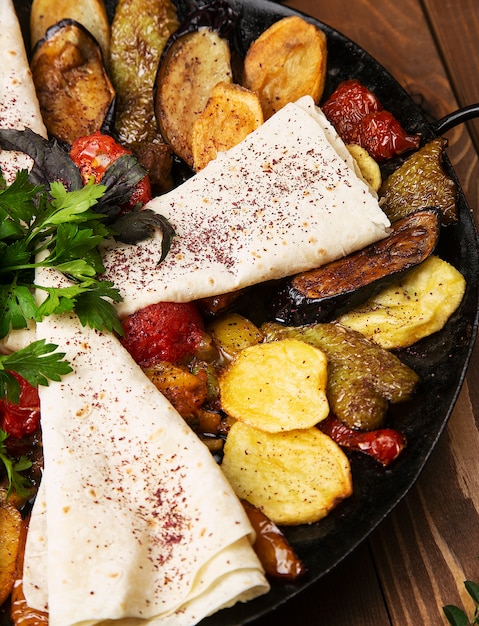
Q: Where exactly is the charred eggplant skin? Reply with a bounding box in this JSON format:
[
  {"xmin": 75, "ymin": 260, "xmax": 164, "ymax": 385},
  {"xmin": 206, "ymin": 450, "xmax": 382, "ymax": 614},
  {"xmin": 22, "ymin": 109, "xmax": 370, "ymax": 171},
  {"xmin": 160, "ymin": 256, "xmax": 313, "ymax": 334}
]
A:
[
  {"xmin": 272, "ymin": 207, "xmax": 440, "ymax": 325},
  {"xmin": 31, "ymin": 18, "xmax": 115, "ymax": 146}
]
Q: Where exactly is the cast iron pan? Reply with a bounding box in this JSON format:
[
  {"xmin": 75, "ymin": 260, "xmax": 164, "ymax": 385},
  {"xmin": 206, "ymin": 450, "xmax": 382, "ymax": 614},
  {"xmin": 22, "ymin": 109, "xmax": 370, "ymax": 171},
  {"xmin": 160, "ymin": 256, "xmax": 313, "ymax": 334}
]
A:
[{"xmin": 6, "ymin": 1, "xmax": 479, "ymax": 625}]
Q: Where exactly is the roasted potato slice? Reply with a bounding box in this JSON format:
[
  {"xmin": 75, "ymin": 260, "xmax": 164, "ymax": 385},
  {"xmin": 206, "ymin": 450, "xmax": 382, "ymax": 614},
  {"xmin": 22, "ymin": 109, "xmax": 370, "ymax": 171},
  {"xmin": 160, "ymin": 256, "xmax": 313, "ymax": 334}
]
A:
[
  {"xmin": 222, "ymin": 421, "xmax": 352, "ymax": 525},
  {"xmin": 30, "ymin": 0, "xmax": 111, "ymax": 60},
  {"xmin": 192, "ymin": 82, "xmax": 264, "ymax": 170},
  {"xmin": 155, "ymin": 28, "xmax": 233, "ymax": 167},
  {"xmin": 0, "ymin": 501, "xmax": 23, "ymax": 606},
  {"xmin": 338, "ymin": 255, "xmax": 466, "ymax": 349},
  {"xmin": 208, "ymin": 313, "xmax": 263, "ymax": 361},
  {"xmin": 219, "ymin": 338, "xmax": 329, "ymax": 432},
  {"xmin": 31, "ymin": 20, "xmax": 115, "ymax": 145},
  {"xmin": 243, "ymin": 15, "xmax": 327, "ymax": 119}
]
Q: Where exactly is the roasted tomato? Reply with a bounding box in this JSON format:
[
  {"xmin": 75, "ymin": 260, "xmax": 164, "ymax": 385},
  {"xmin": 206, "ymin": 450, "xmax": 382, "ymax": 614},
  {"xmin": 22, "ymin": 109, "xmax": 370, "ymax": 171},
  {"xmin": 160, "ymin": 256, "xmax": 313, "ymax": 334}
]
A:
[
  {"xmin": 322, "ymin": 78, "xmax": 382, "ymax": 142},
  {"xmin": 319, "ymin": 415, "xmax": 406, "ymax": 467},
  {"xmin": 121, "ymin": 302, "xmax": 206, "ymax": 366},
  {"xmin": 70, "ymin": 131, "xmax": 152, "ymax": 208},
  {"xmin": 0, "ymin": 373, "xmax": 40, "ymax": 439},
  {"xmin": 322, "ymin": 79, "xmax": 420, "ymax": 160}
]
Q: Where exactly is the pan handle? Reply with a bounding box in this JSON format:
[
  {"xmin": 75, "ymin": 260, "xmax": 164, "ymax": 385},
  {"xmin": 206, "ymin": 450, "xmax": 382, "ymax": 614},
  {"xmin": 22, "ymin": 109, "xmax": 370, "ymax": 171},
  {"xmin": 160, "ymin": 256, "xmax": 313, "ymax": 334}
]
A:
[{"xmin": 434, "ymin": 103, "xmax": 479, "ymax": 135}]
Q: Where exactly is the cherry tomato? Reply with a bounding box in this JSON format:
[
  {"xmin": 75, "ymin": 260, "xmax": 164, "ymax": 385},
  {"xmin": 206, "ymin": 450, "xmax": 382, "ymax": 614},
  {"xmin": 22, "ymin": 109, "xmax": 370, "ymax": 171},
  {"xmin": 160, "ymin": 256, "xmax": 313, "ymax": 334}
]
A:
[
  {"xmin": 319, "ymin": 415, "xmax": 406, "ymax": 466},
  {"xmin": 121, "ymin": 302, "xmax": 206, "ymax": 366},
  {"xmin": 0, "ymin": 372, "xmax": 40, "ymax": 439},
  {"xmin": 70, "ymin": 131, "xmax": 152, "ymax": 208},
  {"xmin": 354, "ymin": 110, "xmax": 421, "ymax": 160},
  {"xmin": 322, "ymin": 79, "xmax": 420, "ymax": 160},
  {"xmin": 322, "ymin": 78, "xmax": 382, "ymax": 143}
]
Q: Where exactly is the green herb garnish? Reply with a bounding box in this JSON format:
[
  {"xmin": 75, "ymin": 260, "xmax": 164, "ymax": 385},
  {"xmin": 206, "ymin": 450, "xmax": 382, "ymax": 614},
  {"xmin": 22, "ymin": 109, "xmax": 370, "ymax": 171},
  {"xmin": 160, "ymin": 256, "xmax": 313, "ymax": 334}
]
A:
[
  {"xmin": 444, "ymin": 580, "xmax": 479, "ymax": 625},
  {"xmin": 0, "ymin": 429, "xmax": 32, "ymax": 499},
  {"xmin": 0, "ymin": 169, "xmax": 124, "ymax": 338}
]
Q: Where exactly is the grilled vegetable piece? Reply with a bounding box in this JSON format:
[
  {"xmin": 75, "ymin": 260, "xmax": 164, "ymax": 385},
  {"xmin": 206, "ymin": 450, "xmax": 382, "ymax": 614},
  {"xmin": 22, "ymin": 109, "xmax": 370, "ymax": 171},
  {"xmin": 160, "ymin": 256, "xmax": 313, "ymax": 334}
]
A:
[
  {"xmin": 319, "ymin": 415, "xmax": 407, "ymax": 467},
  {"xmin": 0, "ymin": 499, "xmax": 23, "ymax": 605},
  {"xmin": 109, "ymin": 0, "xmax": 178, "ymax": 188},
  {"xmin": 222, "ymin": 421, "xmax": 352, "ymax": 525},
  {"xmin": 262, "ymin": 322, "xmax": 419, "ymax": 431},
  {"xmin": 30, "ymin": 0, "xmax": 110, "ymax": 60},
  {"xmin": 191, "ymin": 81, "xmax": 263, "ymax": 171},
  {"xmin": 272, "ymin": 208, "xmax": 440, "ymax": 325},
  {"xmin": 31, "ymin": 19, "xmax": 115, "ymax": 145},
  {"xmin": 9, "ymin": 519, "xmax": 49, "ymax": 626},
  {"xmin": 347, "ymin": 143, "xmax": 382, "ymax": 191},
  {"xmin": 208, "ymin": 313, "xmax": 263, "ymax": 361},
  {"xmin": 143, "ymin": 361, "xmax": 208, "ymax": 419},
  {"xmin": 219, "ymin": 339, "xmax": 329, "ymax": 432},
  {"xmin": 243, "ymin": 15, "xmax": 327, "ymax": 120},
  {"xmin": 338, "ymin": 255, "xmax": 466, "ymax": 349},
  {"xmin": 242, "ymin": 500, "xmax": 306, "ymax": 580},
  {"xmin": 155, "ymin": 28, "xmax": 233, "ymax": 167},
  {"xmin": 379, "ymin": 138, "xmax": 458, "ymax": 225}
]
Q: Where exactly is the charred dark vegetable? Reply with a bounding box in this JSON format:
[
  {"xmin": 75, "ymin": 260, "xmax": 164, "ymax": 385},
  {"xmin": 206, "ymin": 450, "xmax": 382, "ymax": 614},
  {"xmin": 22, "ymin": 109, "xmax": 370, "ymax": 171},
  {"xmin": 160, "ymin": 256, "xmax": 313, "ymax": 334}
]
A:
[
  {"xmin": 262, "ymin": 322, "xmax": 419, "ymax": 431},
  {"xmin": 379, "ymin": 137, "xmax": 458, "ymax": 225},
  {"xmin": 30, "ymin": 19, "xmax": 115, "ymax": 146},
  {"xmin": 272, "ymin": 208, "xmax": 440, "ymax": 325}
]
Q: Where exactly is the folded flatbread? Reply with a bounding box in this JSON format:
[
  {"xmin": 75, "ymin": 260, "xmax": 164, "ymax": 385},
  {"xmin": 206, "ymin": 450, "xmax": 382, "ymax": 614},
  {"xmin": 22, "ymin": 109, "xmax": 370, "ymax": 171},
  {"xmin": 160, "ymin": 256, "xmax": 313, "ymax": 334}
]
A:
[
  {"xmin": 102, "ymin": 96, "xmax": 391, "ymax": 318},
  {"xmin": 23, "ymin": 298, "xmax": 268, "ymax": 626}
]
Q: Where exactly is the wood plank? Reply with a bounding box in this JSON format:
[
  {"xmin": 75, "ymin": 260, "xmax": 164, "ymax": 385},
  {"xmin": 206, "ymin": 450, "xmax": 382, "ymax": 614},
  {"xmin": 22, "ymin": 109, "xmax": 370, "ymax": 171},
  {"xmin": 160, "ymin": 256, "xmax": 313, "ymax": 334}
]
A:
[{"xmin": 422, "ymin": 0, "xmax": 479, "ymax": 155}]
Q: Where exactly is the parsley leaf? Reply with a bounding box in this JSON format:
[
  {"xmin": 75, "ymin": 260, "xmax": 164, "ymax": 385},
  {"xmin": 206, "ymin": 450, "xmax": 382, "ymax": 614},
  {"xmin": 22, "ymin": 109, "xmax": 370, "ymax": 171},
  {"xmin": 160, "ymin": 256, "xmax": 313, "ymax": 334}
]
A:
[{"xmin": 0, "ymin": 429, "xmax": 33, "ymax": 499}]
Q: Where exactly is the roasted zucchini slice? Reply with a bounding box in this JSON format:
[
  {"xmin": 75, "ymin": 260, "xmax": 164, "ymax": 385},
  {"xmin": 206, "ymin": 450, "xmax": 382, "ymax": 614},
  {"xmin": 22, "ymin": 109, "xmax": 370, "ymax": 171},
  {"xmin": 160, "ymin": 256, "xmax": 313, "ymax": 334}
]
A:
[{"xmin": 31, "ymin": 19, "xmax": 115, "ymax": 145}]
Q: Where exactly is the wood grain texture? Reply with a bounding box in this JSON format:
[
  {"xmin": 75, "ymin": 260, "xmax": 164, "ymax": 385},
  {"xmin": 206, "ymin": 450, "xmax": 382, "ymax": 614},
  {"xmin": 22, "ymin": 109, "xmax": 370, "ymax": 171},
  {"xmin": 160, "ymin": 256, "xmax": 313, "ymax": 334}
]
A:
[
  {"xmin": 422, "ymin": 0, "xmax": 479, "ymax": 155},
  {"xmin": 249, "ymin": 1, "xmax": 479, "ymax": 624}
]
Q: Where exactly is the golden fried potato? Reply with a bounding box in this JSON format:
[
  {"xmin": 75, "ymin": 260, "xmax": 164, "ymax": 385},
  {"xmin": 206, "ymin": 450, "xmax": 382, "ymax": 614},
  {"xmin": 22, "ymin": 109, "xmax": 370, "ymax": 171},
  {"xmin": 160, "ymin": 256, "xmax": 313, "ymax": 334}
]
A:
[
  {"xmin": 222, "ymin": 421, "xmax": 352, "ymax": 525},
  {"xmin": 219, "ymin": 338, "xmax": 329, "ymax": 432},
  {"xmin": 192, "ymin": 82, "xmax": 264, "ymax": 170},
  {"xmin": 0, "ymin": 501, "xmax": 23, "ymax": 606},
  {"xmin": 208, "ymin": 313, "xmax": 264, "ymax": 361},
  {"xmin": 347, "ymin": 143, "xmax": 382, "ymax": 192},
  {"xmin": 243, "ymin": 15, "xmax": 327, "ymax": 119},
  {"xmin": 30, "ymin": 0, "xmax": 111, "ymax": 60},
  {"xmin": 155, "ymin": 29, "xmax": 232, "ymax": 167},
  {"xmin": 338, "ymin": 255, "xmax": 466, "ymax": 349}
]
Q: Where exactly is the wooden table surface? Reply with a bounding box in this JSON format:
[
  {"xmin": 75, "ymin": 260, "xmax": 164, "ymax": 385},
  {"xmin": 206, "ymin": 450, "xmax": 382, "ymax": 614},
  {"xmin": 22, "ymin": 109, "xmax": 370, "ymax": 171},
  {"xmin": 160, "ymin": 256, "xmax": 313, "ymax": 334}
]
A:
[{"xmin": 252, "ymin": 1, "xmax": 479, "ymax": 624}]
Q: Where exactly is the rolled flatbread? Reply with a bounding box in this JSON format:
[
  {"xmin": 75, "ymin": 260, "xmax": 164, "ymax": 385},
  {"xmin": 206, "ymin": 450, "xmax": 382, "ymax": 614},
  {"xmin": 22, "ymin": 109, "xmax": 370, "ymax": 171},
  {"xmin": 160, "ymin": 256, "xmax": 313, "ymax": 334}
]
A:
[
  {"xmin": 0, "ymin": 0, "xmax": 46, "ymax": 183},
  {"xmin": 101, "ymin": 96, "xmax": 391, "ymax": 318},
  {"xmin": 23, "ymin": 298, "xmax": 269, "ymax": 626}
]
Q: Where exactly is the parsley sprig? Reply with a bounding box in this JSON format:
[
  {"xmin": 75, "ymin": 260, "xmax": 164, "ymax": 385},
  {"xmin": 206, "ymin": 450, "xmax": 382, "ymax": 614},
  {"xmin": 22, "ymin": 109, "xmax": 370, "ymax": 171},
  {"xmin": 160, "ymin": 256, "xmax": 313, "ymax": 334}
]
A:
[{"xmin": 0, "ymin": 169, "xmax": 123, "ymax": 340}]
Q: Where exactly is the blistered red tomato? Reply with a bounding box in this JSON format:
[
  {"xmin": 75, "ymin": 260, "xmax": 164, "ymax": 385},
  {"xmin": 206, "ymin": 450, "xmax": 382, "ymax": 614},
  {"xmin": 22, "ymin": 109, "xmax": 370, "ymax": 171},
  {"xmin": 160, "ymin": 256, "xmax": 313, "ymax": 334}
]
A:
[
  {"xmin": 322, "ymin": 79, "xmax": 421, "ymax": 160},
  {"xmin": 319, "ymin": 415, "xmax": 406, "ymax": 466},
  {"xmin": 121, "ymin": 302, "xmax": 206, "ymax": 366},
  {"xmin": 70, "ymin": 131, "xmax": 152, "ymax": 208},
  {"xmin": 0, "ymin": 372, "xmax": 40, "ymax": 439},
  {"xmin": 322, "ymin": 78, "xmax": 382, "ymax": 143}
]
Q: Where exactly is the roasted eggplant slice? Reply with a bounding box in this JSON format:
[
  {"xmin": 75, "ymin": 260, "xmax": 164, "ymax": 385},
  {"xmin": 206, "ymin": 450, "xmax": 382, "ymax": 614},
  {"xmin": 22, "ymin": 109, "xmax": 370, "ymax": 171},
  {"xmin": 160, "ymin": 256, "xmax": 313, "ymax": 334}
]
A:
[
  {"xmin": 31, "ymin": 19, "xmax": 115, "ymax": 146},
  {"xmin": 30, "ymin": 0, "xmax": 111, "ymax": 60},
  {"xmin": 271, "ymin": 207, "xmax": 440, "ymax": 325},
  {"xmin": 154, "ymin": 27, "xmax": 233, "ymax": 168}
]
